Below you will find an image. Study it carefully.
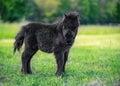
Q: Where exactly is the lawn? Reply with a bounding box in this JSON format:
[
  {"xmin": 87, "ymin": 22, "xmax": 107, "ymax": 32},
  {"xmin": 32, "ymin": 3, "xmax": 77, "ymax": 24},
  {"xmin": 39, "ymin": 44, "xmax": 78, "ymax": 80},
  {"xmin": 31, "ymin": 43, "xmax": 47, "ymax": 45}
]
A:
[{"xmin": 0, "ymin": 23, "xmax": 120, "ymax": 86}]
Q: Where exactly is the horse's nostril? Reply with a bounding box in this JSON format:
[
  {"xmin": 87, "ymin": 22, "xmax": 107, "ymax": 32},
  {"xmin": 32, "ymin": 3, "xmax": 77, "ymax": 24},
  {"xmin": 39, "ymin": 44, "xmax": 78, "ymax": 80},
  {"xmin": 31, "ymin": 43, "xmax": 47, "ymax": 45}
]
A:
[
  {"xmin": 67, "ymin": 40, "xmax": 71, "ymax": 43},
  {"xmin": 66, "ymin": 40, "xmax": 72, "ymax": 45}
]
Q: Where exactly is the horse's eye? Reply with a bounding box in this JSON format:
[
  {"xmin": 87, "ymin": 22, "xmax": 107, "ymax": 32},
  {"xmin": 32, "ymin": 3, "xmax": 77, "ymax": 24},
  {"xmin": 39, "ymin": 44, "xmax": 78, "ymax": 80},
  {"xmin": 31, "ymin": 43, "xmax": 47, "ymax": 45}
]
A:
[
  {"xmin": 71, "ymin": 26, "xmax": 76, "ymax": 30},
  {"xmin": 69, "ymin": 28, "xmax": 75, "ymax": 32},
  {"xmin": 73, "ymin": 26, "xmax": 76, "ymax": 29}
]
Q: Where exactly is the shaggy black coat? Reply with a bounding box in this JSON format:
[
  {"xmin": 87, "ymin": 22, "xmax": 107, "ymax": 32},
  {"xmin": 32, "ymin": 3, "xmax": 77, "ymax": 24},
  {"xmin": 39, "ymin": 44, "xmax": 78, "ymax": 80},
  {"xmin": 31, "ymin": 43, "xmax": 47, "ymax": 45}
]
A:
[{"xmin": 14, "ymin": 12, "xmax": 80, "ymax": 76}]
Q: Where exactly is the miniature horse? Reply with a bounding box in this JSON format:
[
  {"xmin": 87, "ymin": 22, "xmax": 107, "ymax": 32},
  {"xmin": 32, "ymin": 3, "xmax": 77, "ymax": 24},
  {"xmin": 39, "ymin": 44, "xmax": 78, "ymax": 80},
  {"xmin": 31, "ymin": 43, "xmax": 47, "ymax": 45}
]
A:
[{"xmin": 14, "ymin": 12, "xmax": 80, "ymax": 76}]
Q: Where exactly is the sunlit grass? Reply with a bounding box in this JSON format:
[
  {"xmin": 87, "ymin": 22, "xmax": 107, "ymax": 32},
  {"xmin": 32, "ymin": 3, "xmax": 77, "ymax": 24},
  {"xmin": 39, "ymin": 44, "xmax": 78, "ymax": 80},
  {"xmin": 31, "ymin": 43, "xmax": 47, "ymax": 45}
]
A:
[
  {"xmin": 78, "ymin": 25, "xmax": 120, "ymax": 35},
  {"xmin": 0, "ymin": 23, "xmax": 22, "ymax": 39},
  {"xmin": 74, "ymin": 34, "xmax": 120, "ymax": 49}
]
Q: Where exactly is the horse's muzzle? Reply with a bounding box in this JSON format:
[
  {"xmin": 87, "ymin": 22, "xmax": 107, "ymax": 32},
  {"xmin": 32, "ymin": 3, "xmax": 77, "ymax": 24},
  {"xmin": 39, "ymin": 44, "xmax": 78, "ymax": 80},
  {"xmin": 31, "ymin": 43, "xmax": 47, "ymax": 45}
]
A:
[{"xmin": 66, "ymin": 40, "xmax": 73, "ymax": 45}]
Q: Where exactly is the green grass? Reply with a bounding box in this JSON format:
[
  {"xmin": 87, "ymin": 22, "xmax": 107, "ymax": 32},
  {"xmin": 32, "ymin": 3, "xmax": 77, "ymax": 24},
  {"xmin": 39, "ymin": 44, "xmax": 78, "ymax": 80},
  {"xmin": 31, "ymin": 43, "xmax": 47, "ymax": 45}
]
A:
[
  {"xmin": 0, "ymin": 23, "xmax": 120, "ymax": 86},
  {"xmin": 78, "ymin": 25, "xmax": 120, "ymax": 35},
  {"xmin": 0, "ymin": 23, "xmax": 22, "ymax": 39}
]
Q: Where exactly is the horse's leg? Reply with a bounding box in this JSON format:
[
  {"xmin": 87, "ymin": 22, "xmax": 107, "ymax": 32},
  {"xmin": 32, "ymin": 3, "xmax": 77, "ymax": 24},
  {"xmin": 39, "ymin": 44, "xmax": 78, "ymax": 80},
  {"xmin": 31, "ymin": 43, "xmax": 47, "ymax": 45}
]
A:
[
  {"xmin": 54, "ymin": 52, "xmax": 64, "ymax": 76},
  {"xmin": 21, "ymin": 48, "xmax": 37, "ymax": 74},
  {"xmin": 63, "ymin": 51, "xmax": 69, "ymax": 72}
]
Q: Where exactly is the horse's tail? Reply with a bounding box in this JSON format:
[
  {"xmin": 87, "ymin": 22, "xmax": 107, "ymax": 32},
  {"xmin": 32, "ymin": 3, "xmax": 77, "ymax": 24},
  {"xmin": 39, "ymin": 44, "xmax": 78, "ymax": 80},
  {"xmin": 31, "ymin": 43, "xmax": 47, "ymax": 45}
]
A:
[{"xmin": 14, "ymin": 26, "xmax": 25, "ymax": 53}]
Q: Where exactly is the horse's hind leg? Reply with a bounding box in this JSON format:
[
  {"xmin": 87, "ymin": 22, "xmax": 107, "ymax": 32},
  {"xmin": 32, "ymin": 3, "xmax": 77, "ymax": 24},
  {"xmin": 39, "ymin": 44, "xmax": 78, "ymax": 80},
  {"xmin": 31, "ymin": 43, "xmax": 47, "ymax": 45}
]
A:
[{"xmin": 21, "ymin": 48, "xmax": 37, "ymax": 74}]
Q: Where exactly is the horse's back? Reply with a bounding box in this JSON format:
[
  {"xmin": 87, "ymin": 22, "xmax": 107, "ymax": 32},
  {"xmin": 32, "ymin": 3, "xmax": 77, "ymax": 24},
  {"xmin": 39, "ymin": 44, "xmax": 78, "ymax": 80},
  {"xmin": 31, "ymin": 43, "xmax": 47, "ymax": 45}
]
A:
[
  {"xmin": 36, "ymin": 27, "xmax": 56, "ymax": 53},
  {"xmin": 23, "ymin": 22, "xmax": 57, "ymax": 53}
]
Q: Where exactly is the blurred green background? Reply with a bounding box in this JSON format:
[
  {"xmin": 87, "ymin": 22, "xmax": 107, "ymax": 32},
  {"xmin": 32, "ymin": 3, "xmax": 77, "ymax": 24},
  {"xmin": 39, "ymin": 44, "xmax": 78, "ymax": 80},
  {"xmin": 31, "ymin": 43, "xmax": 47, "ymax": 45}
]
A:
[{"xmin": 0, "ymin": 0, "xmax": 120, "ymax": 24}]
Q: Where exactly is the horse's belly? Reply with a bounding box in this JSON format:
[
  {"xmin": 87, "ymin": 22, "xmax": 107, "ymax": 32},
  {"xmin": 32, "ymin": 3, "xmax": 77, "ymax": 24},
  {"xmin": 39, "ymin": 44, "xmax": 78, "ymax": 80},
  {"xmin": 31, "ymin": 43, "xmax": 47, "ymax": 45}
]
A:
[
  {"xmin": 37, "ymin": 40, "xmax": 54, "ymax": 53},
  {"xmin": 39, "ymin": 44, "xmax": 53, "ymax": 53},
  {"xmin": 37, "ymin": 31, "xmax": 55, "ymax": 53}
]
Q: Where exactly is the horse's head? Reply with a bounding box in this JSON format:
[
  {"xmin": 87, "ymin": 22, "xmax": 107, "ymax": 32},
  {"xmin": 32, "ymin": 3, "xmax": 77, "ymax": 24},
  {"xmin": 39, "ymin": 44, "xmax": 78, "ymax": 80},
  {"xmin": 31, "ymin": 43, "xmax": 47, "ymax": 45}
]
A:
[{"xmin": 62, "ymin": 12, "xmax": 80, "ymax": 45}]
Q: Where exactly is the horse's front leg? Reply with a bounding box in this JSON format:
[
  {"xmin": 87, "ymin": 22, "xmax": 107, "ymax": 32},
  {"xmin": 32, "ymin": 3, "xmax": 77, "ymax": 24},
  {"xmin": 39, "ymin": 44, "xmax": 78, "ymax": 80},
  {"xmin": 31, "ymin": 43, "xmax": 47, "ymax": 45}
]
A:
[
  {"xmin": 54, "ymin": 52, "xmax": 64, "ymax": 76},
  {"xmin": 63, "ymin": 50, "xmax": 69, "ymax": 72}
]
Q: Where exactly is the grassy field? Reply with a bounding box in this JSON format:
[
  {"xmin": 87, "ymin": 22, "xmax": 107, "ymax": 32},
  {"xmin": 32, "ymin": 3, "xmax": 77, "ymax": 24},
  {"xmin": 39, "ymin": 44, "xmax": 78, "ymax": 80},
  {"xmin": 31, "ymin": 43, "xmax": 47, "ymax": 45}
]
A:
[{"xmin": 0, "ymin": 23, "xmax": 120, "ymax": 86}]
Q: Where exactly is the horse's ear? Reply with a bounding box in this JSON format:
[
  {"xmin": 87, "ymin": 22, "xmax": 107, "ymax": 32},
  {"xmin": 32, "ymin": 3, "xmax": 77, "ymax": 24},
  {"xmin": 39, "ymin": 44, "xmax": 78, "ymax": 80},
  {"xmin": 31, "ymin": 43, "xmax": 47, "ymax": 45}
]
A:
[{"xmin": 76, "ymin": 14, "xmax": 79, "ymax": 18}]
